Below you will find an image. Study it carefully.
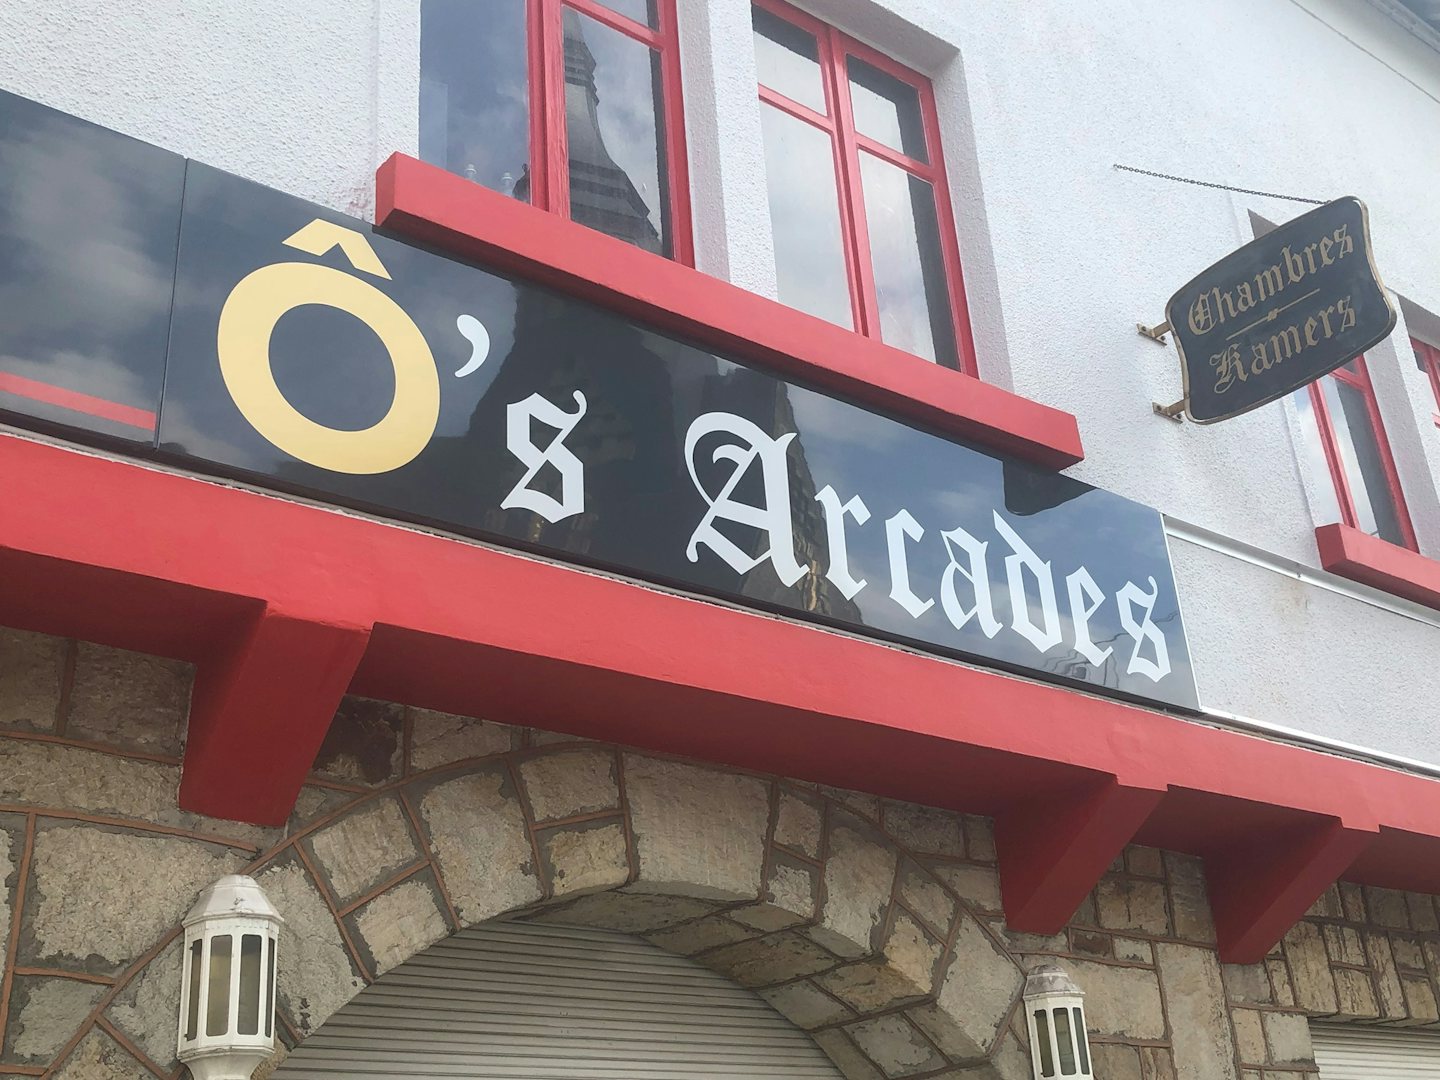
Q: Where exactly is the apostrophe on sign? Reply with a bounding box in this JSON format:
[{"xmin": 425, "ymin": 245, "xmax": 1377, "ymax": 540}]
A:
[{"xmin": 454, "ymin": 314, "xmax": 491, "ymax": 378}]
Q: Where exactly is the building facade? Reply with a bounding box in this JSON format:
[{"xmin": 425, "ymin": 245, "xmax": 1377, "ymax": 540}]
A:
[{"xmin": 3, "ymin": 1, "xmax": 1440, "ymax": 1078}]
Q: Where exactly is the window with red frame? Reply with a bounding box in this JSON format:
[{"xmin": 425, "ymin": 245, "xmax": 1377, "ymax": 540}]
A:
[
  {"xmin": 1415, "ymin": 336, "xmax": 1440, "ymax": 414},
  {"xmin": 1294, "ymin": 358, "xmax": 1417, "ymax": 550},
  {"xmin": 420, "ymin": 0, "xmax": 693, "ymax": 263},
  {"xmin": 751, "ymin": 0, "xmax": 975, "ymax": 373}
]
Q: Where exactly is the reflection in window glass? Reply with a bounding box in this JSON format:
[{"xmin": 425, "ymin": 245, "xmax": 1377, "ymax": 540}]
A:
[
  {"xmin": 1073, "ymin": 1009, "xmax": 1089, "ymax": 1073},
  {"xmin": 238, "ymin": 935, "xmax": 262, "ymax": 1035},
  {"xmin": 859, "ymin": 152, "xmax": 957, "ymax": 365},
  {"xmin": 760, "ymin": 105, "xmax": 853, "ymax": 329},
  {"xmin": 1033, "ymin": 1010, "xmax": 1055, "ymax": 1077},
  {"xmin": 1321, "ymin": 376, "xmax": 1406, "ymax": 545},
  {"xmin": 592, "ymin": 0, "xmax": 657, "ymax": 28},
  {"xmin": 847, "ymin": 56, "xmax": 927, "ymax": 161},
  {"xmin": 1053, "ymin": 1007, "xmax": 1077, "ymax": 1075},
  {"xmin": 1292, "ymin": 387, "xmax": 1344, "ymax": 527},
  {"xmin": 420, "ymin": 0, "xmax": 530, "ymax": 198},
  {"xmin": 184, "ymin": 940, "xmax": 202, "ymax": 1041},
  {"xmin": 752, "ymin": 6, "xmax": 827, "ymax": 114},
  {"xmin": 206, "ymin": 935, "xmax": 232, "ymax": 1037},
  {"xmin": 563, "ymin": 10, "xmax": 670, "ymax": 255}
]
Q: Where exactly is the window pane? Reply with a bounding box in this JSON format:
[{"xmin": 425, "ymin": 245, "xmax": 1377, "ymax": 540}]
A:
[
  {"xmin": 564, "ymin": 9, "xmax": 670, "ymax": 256},
  {"xmin": 1321, "ymin": 375, "xmax": 1407, "ymax": 546},
  {"xmin": 1292, "ymin": 387, "xmax": 1343, "ymax": 527},
  {"xmin": 592, "ymin": 0, "xmax": 656, "ymax": 28},
  {"xmin": 847, "ymin": 56, "xmax": 927, "ymax": 161},
  {"xmin": 752, "ymin": 6, "xmax": 827, "ymax": 114},
  {"xmin": 760, "ymin": 105, "xmax": 853, "ymax": 329},
  {"xmin": 1053, "ymin": 1007, "xmax": 1077, "ymax": 1075},
  {"xmin": 238, "ymin": 935, "xmax": 262, "ymax": 1035},
  {"xmin": 420, "ymin": 0, "xmax": 530, "ymax": 198},
  {"xmin": 184, "ymin": 939, "xmax": 202, "ymax": 1041},
  {"xmin": 1073, "ymin": 1009, "xmax": 1089, "ymax": 1073},
  {"xmin": 264, "ymin": 937, "xmax": 275, "ymax": 1038},
  {"xmin": 859, "ymin": 152, "xmax": 957, "ymax": 365},
  {"xmin": 1033, "ymin": 1010, "xmax": 1055, "ymax": 1077},
  {"xmin": 206, "ymin": 935, "xmax": 232, "ymax": 1037}
]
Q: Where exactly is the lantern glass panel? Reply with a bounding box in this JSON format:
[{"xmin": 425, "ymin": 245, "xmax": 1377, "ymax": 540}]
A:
[
  {"xmin": 239, "ymin": 934, "xmax": 263, "ymax": 1035},
  {"xmin": 265, "ymin": 939, "xmax": 275, "ymax": 1038},
  {"xmin": 1073, "ymin": 1008, "xmax": 1089, "ymax": 1073},
  {"xmin": 184, "ymin": 939, "xmax": 203, "ymax": 1040},
  {"xmin": 207, "ymin": 934, "xmax": 233, "ymax": 1036},
  {"xmin": 1053, "ymin": 1007, "xmax": 1076, "ymax": 1074},
  {"xmin": 1033, "ymin": 1009, "xmax": 1054, "ymax": 1077}
]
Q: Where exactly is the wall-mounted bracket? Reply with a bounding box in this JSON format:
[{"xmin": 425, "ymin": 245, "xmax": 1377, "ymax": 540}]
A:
[
  {"xmin": 1153, "ymin": 399, "xmax": 1186, "ymax": 423},
  {"xmin": 1137, "ymin": 320, "xmax": 1171, "ymax": 344}
]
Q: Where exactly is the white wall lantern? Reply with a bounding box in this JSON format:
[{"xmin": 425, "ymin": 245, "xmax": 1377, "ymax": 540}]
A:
[
  {"xmin": 177, "ymin": 875, "xmax": 283, "ymax": 1080},
  {"xmin": 1024, "ymin": 964, "xmax": 1093, "ymax": 1080}
]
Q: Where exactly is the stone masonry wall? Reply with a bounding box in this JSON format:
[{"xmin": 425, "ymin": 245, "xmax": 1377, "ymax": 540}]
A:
[{"xmin": 0, "ymin": 625, "xmax": 1437, "ymax": 1080}]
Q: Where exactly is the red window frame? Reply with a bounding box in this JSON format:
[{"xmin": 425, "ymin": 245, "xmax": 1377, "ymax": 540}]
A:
[
  {"xmin": 1307, "ymin": 357, "xmax": 1417, "ymax": 551},
  {"xmin": 1414, "ymin": 337, "xmax": 1440, "ymax": 423},
  {"xmin": 752, "ymin": 0, "xmax": 978, "ymax": 375},
  {"xmin": 524, "ymin": 0, "xmax": 695, "ymax": 266}
]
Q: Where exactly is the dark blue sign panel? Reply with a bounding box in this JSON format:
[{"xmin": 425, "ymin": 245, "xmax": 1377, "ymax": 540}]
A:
[
  {"xmin": 0, "ymin": 90, "xmax": 1199, "ymax": 711},
  {"xmin": 0, "ymin": 89, "xmax": 183, "ymax": 443},
  {"xmin": 1166, "ymin": 197, "xmax": 1396, "ymax": 424}
]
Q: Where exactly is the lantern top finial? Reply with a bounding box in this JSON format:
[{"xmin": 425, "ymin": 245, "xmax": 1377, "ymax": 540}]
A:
[
  {"xmin": 183, "ymin": 874, "xmax": 282, "ymax": 927},
  {"xmin": 1023, "ymin": 963, "xmax": 1083, "ymax": 1000}
]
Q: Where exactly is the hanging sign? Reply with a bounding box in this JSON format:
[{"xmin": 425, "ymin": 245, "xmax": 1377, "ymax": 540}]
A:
[
  {"xmin": 0, "ymin": 89, "xmax": 1200, "ymax": 712},
  {"xmin": 1163, "ymin": 197, "xmax": 1396, "ymax": 424}
]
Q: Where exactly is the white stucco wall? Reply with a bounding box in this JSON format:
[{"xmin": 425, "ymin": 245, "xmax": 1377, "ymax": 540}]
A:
[{"xmin": 2, "ymin": 0, "xmax": 1439, "ymax": 768}]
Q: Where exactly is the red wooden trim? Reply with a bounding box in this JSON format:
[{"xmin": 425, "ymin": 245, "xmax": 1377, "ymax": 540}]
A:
[
  {"xmin": 565, "ymin": 0, "xmax": 662, "ymax": 45},
  {"xmin": 825, "ymin": 25, "xmax": 879, "ymax": 340},
  {"xmin": 752, "ymin": 0, "xmax": 976, "ymax": 373},
  {"xmin": 525, "ymin": 0, "xmax": 551, "ymax": 213},
  {"xmin": 13, "ymin": 436, "xmax": 1440, "ymax": 959},
  {"xmin": 0, "ymin": 372, "xmax": 156, "ymax": 431},
  {"xmin": 539, "ymin": 0, "xmax": 569, "ymax": 216},
  {"xmin": 752, "ymin": 0, "xmax": 831, "ymax": 42},
  {"xmin": 757, "ymin": 84, "xmax": 835, "ymax": 132},
  {"xmin": 1352, "ymin": 357, "xmax": 1417, "ymax": 550},
  {"xmin": 181, "ymin": 603, "xmax": 372, "ymax": 825},
  {"xmin": 997, "ymin": 777, "xmax": 1166, "ymax": 934},
  {"xmin": 547, "ymin": 0, "xmax": 691, "ymax": 265},
  {"xmin": 1417, "ymin": 338, "xmax": 1440, "ymax": 409},
  {"xmin": 377, "ymin": 152, "xmax": 1084, "ymax": 467},
  {"xmin": 654, "ymin": 0, "xmax": 695, "ymax": 266},
  {"xmin": 1207, "ymin": 817, "xmax": 1375, "ymax": 964},
  {"xmin": 909, "ymin": 60, "xmax": 979, "ymax": 377},
  {"xmin": 1309, "ymin": 377, "xmax": 1360, "ymax": 532},
  {"xmin": 853, "ymin": 132, "xmax": 934, "ymax": 178},
  {"xmin": 1316, "ymin": 521, "xmax": 1440, "ymax": 610},
  {"xmin": 1322, "ymin": 358, "xmax": 1417, "ymax": 551}
]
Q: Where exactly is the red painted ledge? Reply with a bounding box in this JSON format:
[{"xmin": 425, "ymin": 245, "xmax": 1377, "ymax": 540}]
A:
[
  {"xmin": 13, "ymin": 435, "xmax": 1440, "ymax": 960},
  {"xmin": 1316, "ymin": 522, "xmax": 1440, "ymax": 610},
  {"xmin": 374, "ymin": 153, "xmax": 1085, "ymax": 470}
]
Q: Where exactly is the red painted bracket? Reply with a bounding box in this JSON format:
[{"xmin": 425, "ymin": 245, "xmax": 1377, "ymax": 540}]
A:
[
  {"xmin": 1207, "ymin": 816, "xmax": 1378, "ymax": 964},
  {"xmin": 374, "ymin": 153, "xmax": 1085, "ymax": 470},
  {"xmin": 1316, "ymin": 522, "xmax": 1440, "ymax": 610},
  {"xmin": 996, "ymin": 776, "xmax": 1167, "ymax": 934},
  {"xmin": 181, "ymin": 603, "xmax": 372, "ymax": 825}
]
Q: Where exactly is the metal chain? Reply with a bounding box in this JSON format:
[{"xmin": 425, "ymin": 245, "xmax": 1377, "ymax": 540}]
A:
[{"xmin": 1112, "ymin": 163, "xmax": 1326, "ymax": 205}]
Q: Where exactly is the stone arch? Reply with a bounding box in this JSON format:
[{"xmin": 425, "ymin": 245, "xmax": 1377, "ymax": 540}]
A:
[{"xmin": 52, "ymin": 722, "xmax": 1035, "ymax": 1080}]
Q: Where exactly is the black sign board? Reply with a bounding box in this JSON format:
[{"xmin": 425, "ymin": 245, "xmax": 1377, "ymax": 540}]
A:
[
  {"xmin": 1165, "ymin": 197, "xmax": 1396, "ymax": 424},
  {"xmin": 0, "ymin": 89, "xmax": 1200, "ymax": 711}
]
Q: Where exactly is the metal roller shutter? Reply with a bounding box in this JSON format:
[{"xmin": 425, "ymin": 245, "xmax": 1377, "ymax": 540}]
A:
[
  {"xmin": 1312, "ymin": 1023, "xmax": 1440, "ymax": 1078},
  {"xmin": 274, "ymin": 921, "xmax": 844, "ymax": 1079}
]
